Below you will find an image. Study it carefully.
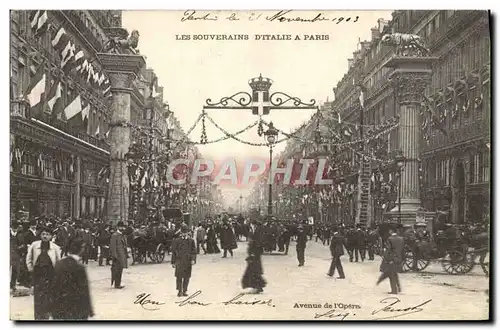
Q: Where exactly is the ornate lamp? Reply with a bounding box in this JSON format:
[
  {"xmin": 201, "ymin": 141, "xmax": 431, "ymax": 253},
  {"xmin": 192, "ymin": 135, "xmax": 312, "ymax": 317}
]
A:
[{"xmin": 264, "ymin": 122, "xmax": 278, "ymax": 145}]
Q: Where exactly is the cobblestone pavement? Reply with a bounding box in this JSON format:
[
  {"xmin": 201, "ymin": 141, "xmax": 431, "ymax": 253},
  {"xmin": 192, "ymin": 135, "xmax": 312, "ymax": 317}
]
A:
[{"xmin": 10, "ymin": 239, "xmax": 489, "ymax": 321}]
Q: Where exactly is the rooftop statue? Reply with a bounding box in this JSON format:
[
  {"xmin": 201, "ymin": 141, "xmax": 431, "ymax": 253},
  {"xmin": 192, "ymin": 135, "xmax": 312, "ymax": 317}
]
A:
[
  {"xmin": 102, "ymin": 29, "xmax": 140, "ymax": 54},
  {"xmin": 381, "ymin": 33, "xmax": 430, "ymax": 57}
]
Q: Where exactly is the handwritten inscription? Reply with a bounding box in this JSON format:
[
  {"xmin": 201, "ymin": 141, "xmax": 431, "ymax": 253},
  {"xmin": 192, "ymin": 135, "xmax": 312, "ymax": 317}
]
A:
[
  {"xmin": 179, "ymin": 10, "xmax": 359, "ymax": 24},
  {"xmin": 175, "ymin": 290, "xmax": 211, "ymax": 307},
  {"xmin": 222, "ymin": 293, "xmax": 275, "ymax": 307},
  {"xmin": 372, "ymin": 297, "xmax": 432, "ymax": 320},
  {"xmin": 314, "ymin": 309, "xmax": 352, "ymax": 320},
  {"xmin": 134, "ymin": 293, "xmax": 166, "ymax": 311}
]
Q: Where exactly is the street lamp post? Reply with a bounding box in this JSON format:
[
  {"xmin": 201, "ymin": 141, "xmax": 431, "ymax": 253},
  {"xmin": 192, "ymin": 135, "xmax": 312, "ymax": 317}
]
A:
[
  {"xmin": 264, "ymin": 122, "xmax": 278, "ymax": 216},
  {"xmin": 395, "ymin": 150, "xmax": 406, "ymax": 224}
]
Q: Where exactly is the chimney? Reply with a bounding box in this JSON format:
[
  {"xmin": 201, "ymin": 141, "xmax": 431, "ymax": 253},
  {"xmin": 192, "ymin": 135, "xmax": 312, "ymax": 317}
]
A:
[
  {"xmin": 360, "ymin": 41, "xmax": 371, "ymax": 52},
  {"xmin": 377, "ymin": 18, "xmax": 388, "ymax": 34},
  {"xmin": 371, "ymin": 27, "xmax": 380, "ymax": 40},
  {"xmin": 353, "ymin": 50, "xmax": 361, "ymax": 61}
]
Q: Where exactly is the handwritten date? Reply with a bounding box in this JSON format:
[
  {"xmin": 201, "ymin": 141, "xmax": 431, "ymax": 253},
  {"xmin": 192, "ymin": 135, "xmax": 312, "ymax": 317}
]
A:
[{"xmin": 179, "ymin": 10, "xmax": 358, "ymax": 24}]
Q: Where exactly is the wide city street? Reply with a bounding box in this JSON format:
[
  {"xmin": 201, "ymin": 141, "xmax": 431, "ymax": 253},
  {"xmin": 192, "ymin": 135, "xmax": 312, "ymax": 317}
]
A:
[{"xmin": 10, "ymin": 239, "xmax": 489, "ymax": 321}]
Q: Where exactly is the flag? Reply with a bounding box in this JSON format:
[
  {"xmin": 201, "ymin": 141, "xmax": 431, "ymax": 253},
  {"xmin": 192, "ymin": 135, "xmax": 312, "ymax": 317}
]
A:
[
  {"xmin": 141, "ymin": 171, "xmax": 148, "ymax": 187},
  {"xmin": 63, "ymin": 94, "xmax": 82, "ymax": 122},
  {"xmin": 422, "ymin": 94, "xmax": 447, "ymax": 136},
  {"xmin": 30, "ymin": 10, "xmax": 49, "ymax": 37},
  {"xmin": 73, "ymin": 50, "xmax": 85, "ymax": 72},
  {"xmin": 52, "ymin": 26, "xmax": 67, "ymax": 48},
  {"xmin": 81, "ymin": 103, "xmax": 90, "ymax": 133},
  {"xmin": 46, "ymin": 80, "xmax": 63, "ymax": 116},
  {"xmin": 97, "ymin": 73, "xmax": 106, "ymax": 86},
  {"xmin": 60, "ymin": 39, "xmax": 76, "ymax": 71},
  {"xmin": 24, "ymin": 60, "xmax": 46, "ymax": 117},
  {"xmin": 105, "ymin": 129, "xmax": 110, "ymax": 139},
  {"xmin": 95, "ymin": 123, "xmax": 100, "ymax": 137},
  {"xmin": 77, "ymin": 59, "xmax": 89, "ymax": 74},
  {"xmin": 102, "ymin": 78, "xmax": 111, "ymax": 97}
]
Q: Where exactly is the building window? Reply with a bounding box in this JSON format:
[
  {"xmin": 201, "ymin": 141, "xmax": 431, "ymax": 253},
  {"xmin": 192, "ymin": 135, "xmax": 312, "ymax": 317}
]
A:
[
  {"xmin": 90, "ymin": 196, "xmax": 95, "ymax": 214},
  {"xmin": 44, "ymin": 157, "xmax": 54, "ymax": 178},
  {"xmin": 482, "ymin": 151, "xmax": 490, "ymax": 182},
  {"xmin": 81, "ymin": 196, "xmax": 86, "ymax": 214},
  {"xmin": 470, "ymin": 153, "xmax": 480, "ymax": 183},
  {"xmin": 22, "ymin": 152, "xmax": 36, "ymax": 175}
]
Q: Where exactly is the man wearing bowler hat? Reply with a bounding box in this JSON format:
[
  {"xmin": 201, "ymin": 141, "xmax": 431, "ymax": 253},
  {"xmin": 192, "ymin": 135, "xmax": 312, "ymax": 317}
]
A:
[
  {"xmin": 110, "ymin": 222, "xmax": 128, "ymax": 289},
  {"xmin": 171, "ymin": 224, "xmax": 197, "ymax": 297}
]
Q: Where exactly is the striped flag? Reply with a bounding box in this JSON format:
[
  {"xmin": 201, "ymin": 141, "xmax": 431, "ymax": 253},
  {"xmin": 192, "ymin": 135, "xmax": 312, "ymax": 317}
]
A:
[
  {"xmin": 63, "ymin": 95, "xmax": 82, "ymax": 121},
  {"xmin": 30, "ymin": 10, "xmax": 49, "ymax": 37},
  {"xmin": 102, "ymin": 78, "xmax": 111, "ymax": 97},
  {"xmin": 60, "ymin": 40, "xmax": 76, "ymax": 71},
  {"xmin": 82, "ymin": 103, "xmax": 90, "ymax": 133},
  {"xmin": 51, "ymin": 26, "xmax": 67, "ymax": 48},
  {"xmin": 46, "ymin": 79, "xmax": 63, "ymax": 116},
  {"xmin": 24, "ymin": 61, "xmax": 46, "ymax": 117}
]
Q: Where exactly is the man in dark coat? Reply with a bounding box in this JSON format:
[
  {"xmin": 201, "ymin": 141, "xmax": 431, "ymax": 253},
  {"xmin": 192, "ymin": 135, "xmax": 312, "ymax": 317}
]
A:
[
  {"xmin": 110, "ymin": 222, "xmax": 128, "ymax": 289},
  {"xmin": 345, "ymin": 226, "xmax": 357, "ymax": 262},
  {"xmin": 97, "ymin": 225, "xmax": 111, "ymax": 266},
  {"xmin": 10, "ymin": 222, "xmax": 22, "ymax": 292},
  {"xmin": 171, "ymin": 224, "xmax": 197, "ymax": 297},
  {"xmin": 220, "ymin": 221, "xmax": 236, "ymax": 258},
  {"xmin": 80, "ymin": 225, "xmax": 93, "ymax": 265},
  {"xmin": 377, "ymin": 228, "xmax": 404, "ymax": 294},
  {"xmin": 56, "ymin": 221, "xmax": 72, "ymax": 257},
  {"xmin": 354, "ymin": 226, "xmax": 366, "ymax": 262},
  {"xmin": 327, "ymin": 226, "xmax": 346, "ymax": 279},
  {"xmin": 24, "ymin": 220, "xmax": 39, "ymax": 247},
  {"xmin": 296, "ymin": 225, "xmax": 307, "ymax": 267},
  {"xmin": 52, "ymin": 237, "xmax": 94, "ymax": 320},
  {"xmin": 366, "ymin": 227, "xmax": 379, "ymax": 260}
]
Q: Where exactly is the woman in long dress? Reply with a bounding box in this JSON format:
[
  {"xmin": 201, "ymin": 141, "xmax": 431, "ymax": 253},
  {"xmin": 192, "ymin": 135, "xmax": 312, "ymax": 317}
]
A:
[
  {"xmin": 206, "ymin": 224, "xmax": 220, "ymax": 254},
  {"xmin": 241, "ymin": 232, "xmax": 266, "ymax": 293}
]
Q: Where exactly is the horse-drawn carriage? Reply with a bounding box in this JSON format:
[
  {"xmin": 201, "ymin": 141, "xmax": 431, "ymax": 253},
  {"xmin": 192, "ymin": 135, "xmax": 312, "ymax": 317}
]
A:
[
  {"xmin": 129, "ymin": 229, "xmax": 170, "ymax": 264},
  {"xmin": 401, "ymin": 224, "xmax": 489, "ymax": 276},
  {"xmin": 128, "ymin": 208, "xmax": 184, "ymax": 265}
]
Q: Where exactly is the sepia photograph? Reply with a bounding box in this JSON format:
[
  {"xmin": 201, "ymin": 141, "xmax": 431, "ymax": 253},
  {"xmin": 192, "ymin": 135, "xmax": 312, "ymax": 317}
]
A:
[{"xmin": 8, "ymin": 8, "xmax": 491, "ymax": 321}]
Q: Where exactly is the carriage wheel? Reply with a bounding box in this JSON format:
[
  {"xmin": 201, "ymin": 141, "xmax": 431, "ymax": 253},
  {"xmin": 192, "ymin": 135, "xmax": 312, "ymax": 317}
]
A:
[
  {"xmin": 416, "ymin": 258, "xmax": 431, "ymax": 271},
  {"xmin": 480, "ymin": 251, "xmax": 489, "ymax": 277},
  {"xmin": 155, "ymin": 243, "xmax": 166, "ymax": 263},
  {"xmin": 402, "ymin": 246, "xmax": 414, "ymax": 272},
  {"xmin": 148, "ymin": 252, "xmax": 157, "ymax": 263},
  {"xmin": 460, "ymin": 251, "xmax": 475, "ymax": 274},
  {"xmin": 442, "ymin": 250, "xmax": 471, "ymax": 275},
  {"xmin": 373, "ymin": 240, "xmax": 382, "ymax": 256}
]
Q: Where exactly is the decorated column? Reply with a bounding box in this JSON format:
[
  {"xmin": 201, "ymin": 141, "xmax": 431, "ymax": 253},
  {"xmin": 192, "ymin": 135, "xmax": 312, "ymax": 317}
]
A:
[
  {"xmin": 98, "ymin": 28, "xmax": 145, "ymax": 226},
  {"xmin": 382, "ymin": 39, "xmax": 438, "ymax": 226}
]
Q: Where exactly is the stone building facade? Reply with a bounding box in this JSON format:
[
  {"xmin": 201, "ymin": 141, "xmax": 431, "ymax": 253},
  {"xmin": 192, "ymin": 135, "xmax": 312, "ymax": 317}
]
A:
[
  {"xmin": 331, "ymin": 10, "xmax": 490, "ymax": 224},
  {"xmin": 10, "ymin": 10, "xmax": 178, "ymax": 222}
]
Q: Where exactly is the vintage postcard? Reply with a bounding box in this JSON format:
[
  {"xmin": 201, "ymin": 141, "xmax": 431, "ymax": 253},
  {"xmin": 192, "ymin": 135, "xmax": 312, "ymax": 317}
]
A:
[{"xmin": 9, "ymin": 9, "xmax": 490, "ymax": 321}]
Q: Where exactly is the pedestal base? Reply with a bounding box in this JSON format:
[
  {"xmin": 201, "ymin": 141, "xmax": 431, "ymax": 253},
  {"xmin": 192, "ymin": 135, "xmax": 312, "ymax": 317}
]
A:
[
  {"xmin": 389, "ymin": 199, "xmax": 423, "ymax": 213},
  {"xmin": 384, "ymin": 210, "xmax": 436, "ymax": 232}
]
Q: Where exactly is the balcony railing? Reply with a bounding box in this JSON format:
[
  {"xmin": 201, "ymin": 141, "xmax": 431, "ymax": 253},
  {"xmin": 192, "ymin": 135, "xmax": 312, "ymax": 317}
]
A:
[
  {"xmin": 11, "ymin": 99, "xmax": 110, "ymax": 152},
  {"xmin": 10, "ymin": 99, "xmax": 30, "ymax": 118},
  {"xmin": 423, "ymin": 118, "xmax": 489, "ymax": 151}
]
